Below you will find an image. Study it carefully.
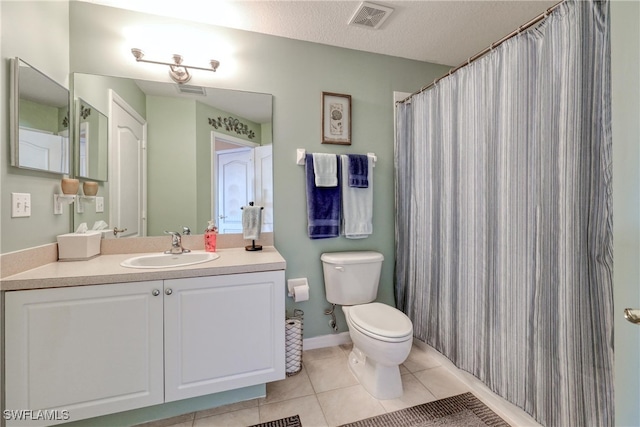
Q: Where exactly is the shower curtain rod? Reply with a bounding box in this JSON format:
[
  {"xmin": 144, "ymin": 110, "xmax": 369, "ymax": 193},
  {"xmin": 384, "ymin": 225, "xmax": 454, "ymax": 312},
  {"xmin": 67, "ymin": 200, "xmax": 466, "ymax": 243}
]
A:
[{"xmin": 397, "ymin": 0, "xmax": 564, "ymax": 104}]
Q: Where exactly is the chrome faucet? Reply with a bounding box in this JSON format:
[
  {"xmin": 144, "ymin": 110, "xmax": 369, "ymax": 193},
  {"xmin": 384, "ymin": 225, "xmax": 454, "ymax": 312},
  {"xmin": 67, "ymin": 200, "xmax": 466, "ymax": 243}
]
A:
[
  {"xmin": 182, "ymin": 226, "xmax": 191, "ymax": 235},
  {"xmin": 164, "ymin": 231, "xmax": 191, "ymax": 254}
]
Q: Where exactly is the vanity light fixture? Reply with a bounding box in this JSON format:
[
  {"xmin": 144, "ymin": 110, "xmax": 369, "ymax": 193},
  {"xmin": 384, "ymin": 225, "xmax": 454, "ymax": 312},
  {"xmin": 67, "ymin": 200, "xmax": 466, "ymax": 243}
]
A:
[{"xmin": 131, "ymin": 48, "xmax": 220, "ymax": 84}]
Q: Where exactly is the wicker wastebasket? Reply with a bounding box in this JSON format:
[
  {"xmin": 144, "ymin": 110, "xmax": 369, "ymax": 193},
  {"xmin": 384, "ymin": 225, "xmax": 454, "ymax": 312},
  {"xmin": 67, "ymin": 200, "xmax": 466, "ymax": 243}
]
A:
[{"xmin": 285, "ymin": 309, "xmax": 304, "ymax": 376}]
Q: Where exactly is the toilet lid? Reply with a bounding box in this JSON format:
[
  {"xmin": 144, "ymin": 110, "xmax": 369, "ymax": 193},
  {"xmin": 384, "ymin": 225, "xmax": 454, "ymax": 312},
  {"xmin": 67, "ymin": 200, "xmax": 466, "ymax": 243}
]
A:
[{"xmin": 349, "ymin": 303, "xmax": 413, "ymax": 340}]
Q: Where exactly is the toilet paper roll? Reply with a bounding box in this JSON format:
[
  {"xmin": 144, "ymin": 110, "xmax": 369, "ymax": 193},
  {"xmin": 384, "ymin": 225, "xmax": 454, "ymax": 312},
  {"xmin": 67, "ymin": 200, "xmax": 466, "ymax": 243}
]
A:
[{"xmin": 292, "ymin": 284, "xmax": 309, "ymax": 302}]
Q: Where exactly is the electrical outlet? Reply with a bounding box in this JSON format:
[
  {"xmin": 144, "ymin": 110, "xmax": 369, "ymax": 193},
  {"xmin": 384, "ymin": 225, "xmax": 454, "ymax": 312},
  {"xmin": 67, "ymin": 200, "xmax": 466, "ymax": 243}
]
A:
[
  {"xmin": 95, "ymin": 196, "xmax": 104, "ymax": 213},
  {"xmin": 11, "ymin": 193, "xmax": 31, "ymax": 217},
  {"xmin": 53, "ymin": 195, "xmax": 63, "ymax": 215}
]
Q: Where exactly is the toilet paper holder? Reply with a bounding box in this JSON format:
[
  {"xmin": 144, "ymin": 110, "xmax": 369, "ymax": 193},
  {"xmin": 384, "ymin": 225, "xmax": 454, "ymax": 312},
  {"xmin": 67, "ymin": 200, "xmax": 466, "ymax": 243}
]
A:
[{"xmin": 287, "ymin": 278, "xmax": 308, "ymax": 297}]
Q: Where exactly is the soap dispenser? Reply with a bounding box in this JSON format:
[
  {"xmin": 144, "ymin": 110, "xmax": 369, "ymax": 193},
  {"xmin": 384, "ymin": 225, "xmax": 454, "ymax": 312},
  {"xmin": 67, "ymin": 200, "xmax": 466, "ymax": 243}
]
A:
[{"xmin": 204, "ymin": 220, "xmax": 218, "ymax": 252}]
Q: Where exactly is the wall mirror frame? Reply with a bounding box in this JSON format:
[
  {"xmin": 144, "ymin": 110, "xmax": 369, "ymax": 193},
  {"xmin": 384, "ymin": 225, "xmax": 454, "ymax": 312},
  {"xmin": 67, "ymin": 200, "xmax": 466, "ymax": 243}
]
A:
[
  {"xmin": 75, "ymin": 98, "xmax": 108, "ymax": 182},
  {"xmin": 72, "ymin": 73, "xmax": 273, "ymax": 238},
  {"xmin": 10, "ymin": 57, "xmax": 71, "ymax": 175}
]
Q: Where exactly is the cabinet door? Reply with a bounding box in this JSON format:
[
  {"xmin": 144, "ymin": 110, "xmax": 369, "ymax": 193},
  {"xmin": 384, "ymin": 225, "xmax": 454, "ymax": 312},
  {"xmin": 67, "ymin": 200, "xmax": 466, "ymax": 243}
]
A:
[
  {"xmin": 4, "ymin": 281, "xmax": 164, "ymax": 426},
  {"xmin": 164, "ymin": 271, "xmax": 285, "ymax": 402}
]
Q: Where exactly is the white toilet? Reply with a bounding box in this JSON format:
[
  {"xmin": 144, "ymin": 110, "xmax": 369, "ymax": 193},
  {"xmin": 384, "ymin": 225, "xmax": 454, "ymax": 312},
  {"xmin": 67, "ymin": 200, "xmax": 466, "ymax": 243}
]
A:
[{"xmin": 321, "ymin": 251, "xmax": 413, "ymax": 400}]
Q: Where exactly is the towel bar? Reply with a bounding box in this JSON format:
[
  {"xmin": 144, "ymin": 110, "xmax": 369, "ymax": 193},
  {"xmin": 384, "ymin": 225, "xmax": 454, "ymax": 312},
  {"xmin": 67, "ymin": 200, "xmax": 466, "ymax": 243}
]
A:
[{"xmin": 296, "ymin": 149, "xmax": 376, "ymax": 167}]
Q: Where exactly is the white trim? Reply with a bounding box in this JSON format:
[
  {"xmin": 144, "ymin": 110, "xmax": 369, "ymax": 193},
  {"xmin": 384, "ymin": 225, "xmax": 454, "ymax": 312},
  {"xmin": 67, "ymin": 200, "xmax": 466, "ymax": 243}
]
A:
[
  {"xmin": 110, "ymin": 90, "xmax": 145, "ymax": 123},
  {"xmin": 302, "ymin": 332, "xmax": 352, "ymax": 351},
  {"xmin": 212, "ymin": 131, "xmax": 258, "ymax": 149}
]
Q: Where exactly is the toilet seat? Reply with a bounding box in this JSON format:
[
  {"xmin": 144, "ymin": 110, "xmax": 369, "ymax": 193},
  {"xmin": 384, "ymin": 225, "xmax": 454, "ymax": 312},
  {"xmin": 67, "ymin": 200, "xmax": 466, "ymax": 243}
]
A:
[{"xmin": 348, "ymin": 303, "xmax": 413, "ymax": 343}]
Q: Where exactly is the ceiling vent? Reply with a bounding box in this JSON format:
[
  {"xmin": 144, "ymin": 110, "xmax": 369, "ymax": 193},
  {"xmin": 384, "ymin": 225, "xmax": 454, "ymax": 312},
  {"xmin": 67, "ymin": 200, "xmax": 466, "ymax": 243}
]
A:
[
  {"xmin": 176, "ymin": 84, "xmax": 207, "ymax": 96},
  {"xmin": 349, "ymin": 2, "xmax": 394, "ymax": 30}
]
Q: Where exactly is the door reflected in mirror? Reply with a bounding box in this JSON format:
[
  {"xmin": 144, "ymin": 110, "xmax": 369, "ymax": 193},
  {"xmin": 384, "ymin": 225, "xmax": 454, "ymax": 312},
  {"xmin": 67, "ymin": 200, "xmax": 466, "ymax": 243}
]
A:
[
  {"xmin": 214, "ymin": 133, "xmax": 273, "ymax": 234},
  {"xmin": 76, "ymin": 98, "xmax": 108, "ymax": 181},
  {"xmin": 72, "ymin": 73, "xmax": 273, "ymax": 238},
  {"xmin": 10, "ymin": 58, "xmax": 70, "ymax": 174}
]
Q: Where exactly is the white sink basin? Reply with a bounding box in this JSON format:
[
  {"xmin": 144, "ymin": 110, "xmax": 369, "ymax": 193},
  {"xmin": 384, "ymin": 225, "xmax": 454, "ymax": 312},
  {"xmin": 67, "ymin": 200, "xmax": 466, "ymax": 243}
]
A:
[{"xmin": 120, "ymin": 252, "xmax": 219, "ymax": 269}]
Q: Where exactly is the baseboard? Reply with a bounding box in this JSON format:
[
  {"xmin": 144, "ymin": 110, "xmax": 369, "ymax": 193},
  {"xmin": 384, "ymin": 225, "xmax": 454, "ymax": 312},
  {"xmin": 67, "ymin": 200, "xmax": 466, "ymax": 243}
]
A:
[{"xmin": 303, "ymin": 332, "xmax": 352, "ymax": 350}]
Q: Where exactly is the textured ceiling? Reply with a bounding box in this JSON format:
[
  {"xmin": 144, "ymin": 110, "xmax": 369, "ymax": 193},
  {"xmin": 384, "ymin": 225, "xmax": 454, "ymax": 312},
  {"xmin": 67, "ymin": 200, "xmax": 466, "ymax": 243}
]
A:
[{"xmin": 82, "ymin": 0, "xmax": 558, "ymax": 67}]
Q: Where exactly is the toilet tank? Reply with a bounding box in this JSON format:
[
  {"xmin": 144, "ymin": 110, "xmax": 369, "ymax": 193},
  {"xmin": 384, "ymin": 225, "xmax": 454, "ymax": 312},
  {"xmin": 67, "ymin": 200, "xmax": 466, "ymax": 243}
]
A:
[{"xmin": 321, "ymin": 251, "xmax": 384, "ymax": 305}]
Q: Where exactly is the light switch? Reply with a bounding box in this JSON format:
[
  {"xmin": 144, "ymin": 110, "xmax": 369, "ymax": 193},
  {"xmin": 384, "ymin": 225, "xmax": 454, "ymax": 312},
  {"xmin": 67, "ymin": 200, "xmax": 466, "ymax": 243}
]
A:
[
  {"xmin": 11, "ymin": 193, "xmax": 31, "ymax": 217},
  {"xmin": 95, "ymin": 196, "xmax": 104, "ymax": 213}
]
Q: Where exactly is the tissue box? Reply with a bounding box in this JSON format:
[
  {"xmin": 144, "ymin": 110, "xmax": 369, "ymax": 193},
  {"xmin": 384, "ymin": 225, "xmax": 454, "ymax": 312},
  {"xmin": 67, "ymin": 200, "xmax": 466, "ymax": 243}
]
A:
[{"xmin": 57, "ymin": 231, "xmax": 102, "ymax": 261}]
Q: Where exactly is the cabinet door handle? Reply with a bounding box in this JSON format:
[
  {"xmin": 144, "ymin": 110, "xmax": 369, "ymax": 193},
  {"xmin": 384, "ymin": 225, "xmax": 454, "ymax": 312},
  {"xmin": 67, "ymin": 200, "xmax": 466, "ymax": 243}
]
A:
[
  {"xmin": 165, "ymin": 288, "xmax": 173, "ymax": 296},
  {"xmin": 152, "ymin": 289, "xmax": 160, "ymax": 296}
]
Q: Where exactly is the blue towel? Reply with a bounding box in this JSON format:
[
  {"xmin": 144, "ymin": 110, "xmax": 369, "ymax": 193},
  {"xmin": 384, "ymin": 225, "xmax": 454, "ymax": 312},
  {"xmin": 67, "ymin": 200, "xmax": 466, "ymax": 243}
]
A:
[
  {"xmin": 305, "ymin": 154, "xmax": 341, "ymax": 239},
  {"xmin": 348, "ymin": 154, "xmax": 369, "ymax": 188}
]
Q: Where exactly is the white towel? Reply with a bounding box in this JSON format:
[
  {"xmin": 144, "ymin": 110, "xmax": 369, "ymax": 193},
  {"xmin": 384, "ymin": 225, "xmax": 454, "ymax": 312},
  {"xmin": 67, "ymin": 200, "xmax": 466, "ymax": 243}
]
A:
[
  {"xmin": 312, "ymin": 153, "xmax": 338, "ymax": 187},
  {"xmin": 242, "ymin": 206, "xmax": 263, "ymax": 240},
  {"xmin": 340, "ymin": 155, "xmax": 373, "ymax": 238}
]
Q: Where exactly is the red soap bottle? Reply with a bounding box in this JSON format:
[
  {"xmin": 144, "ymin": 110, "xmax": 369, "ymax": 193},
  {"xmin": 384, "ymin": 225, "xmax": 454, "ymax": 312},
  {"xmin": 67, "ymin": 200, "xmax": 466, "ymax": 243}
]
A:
[{"xmin": 204, "ymin": 220, "xmax": 218, "ymax": 252}]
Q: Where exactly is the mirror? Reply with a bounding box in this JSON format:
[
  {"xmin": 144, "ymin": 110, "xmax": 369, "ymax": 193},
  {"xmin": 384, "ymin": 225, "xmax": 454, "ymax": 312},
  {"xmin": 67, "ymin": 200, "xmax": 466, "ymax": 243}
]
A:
[
  {"xmin": 76, "ymin": 98, "xmax": 108, "ymax": 181},
  {"xmin": 10, "ymin": 58, "xmax": 70, "ymax": 174},
  {"xmin": 72, "ymin": 73, "xmax": 273, "ymax": 237}
]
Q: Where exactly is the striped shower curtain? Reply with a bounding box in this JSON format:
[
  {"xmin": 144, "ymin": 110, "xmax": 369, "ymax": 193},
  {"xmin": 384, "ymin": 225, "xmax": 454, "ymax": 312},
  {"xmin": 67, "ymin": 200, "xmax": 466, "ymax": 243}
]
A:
[{"xmin": 394, "ymin": 1, "xmax": 613, "ymax": 426}]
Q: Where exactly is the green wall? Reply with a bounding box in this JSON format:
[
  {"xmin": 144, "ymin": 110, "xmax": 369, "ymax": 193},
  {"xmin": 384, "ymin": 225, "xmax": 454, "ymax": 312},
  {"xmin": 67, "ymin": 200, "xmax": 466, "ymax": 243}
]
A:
[
  {"xmin": 195, "ymin": 101, "xmax": 213, "ymax": 233},
  {"xmin": 66, "ymin": 2, "xmax": 450, "ymax": 340},
  {"xmin": 145, "ymin": 96, "xmax": 262, "ymax": 235},
  {"xmin": 73, "ymin": 73, "xmax": 147, "ymax": 118},
  {"xmin": 1, "ymin": 1, "xmax": 71, "ymax": 253},
  {"xmin": 146, "ymin": 96, "xmax": 198, "ymax": 235}
]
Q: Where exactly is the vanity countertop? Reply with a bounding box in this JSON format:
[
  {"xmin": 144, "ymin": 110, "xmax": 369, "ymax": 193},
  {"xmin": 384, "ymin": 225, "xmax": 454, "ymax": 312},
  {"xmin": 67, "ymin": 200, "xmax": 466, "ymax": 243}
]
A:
[{"xmin": 0, "ymin": 246, "xmax": 286, "ymax": 291}]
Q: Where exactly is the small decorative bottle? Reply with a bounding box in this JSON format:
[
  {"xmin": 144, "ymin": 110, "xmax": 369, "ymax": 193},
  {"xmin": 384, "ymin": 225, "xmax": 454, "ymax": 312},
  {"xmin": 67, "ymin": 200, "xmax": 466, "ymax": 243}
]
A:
[{"xmin": 204, "ymin": 220, "xmax": 218, "ymax": 252}]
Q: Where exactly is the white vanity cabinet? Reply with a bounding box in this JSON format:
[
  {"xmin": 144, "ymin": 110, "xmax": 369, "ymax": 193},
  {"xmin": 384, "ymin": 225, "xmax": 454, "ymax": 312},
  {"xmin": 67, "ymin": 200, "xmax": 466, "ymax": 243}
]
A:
[
  {"xmin": 4, "ymin": 280, "xmax": 165, "ymax": 426},
  {"xmin": 4, "ymin": 270, "xmax": 285, "ymax": 426},
  {"xmin": 164, "ymin": 271, "xmax": 285, "ymax": 401}
]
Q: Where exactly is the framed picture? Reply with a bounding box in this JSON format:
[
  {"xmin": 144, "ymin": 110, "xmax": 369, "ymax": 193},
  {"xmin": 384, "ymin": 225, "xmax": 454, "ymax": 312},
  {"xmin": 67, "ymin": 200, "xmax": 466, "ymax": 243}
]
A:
[{"xmin": 322, "ymin": 92, "xmax": 351, "ymax": 145}]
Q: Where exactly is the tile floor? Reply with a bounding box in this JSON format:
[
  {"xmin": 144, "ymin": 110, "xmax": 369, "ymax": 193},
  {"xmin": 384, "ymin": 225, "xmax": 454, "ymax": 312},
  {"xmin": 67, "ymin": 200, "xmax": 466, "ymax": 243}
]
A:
[{"xmin": 142, "ymin": 343, "xmax": 533, "ymax": 427}]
